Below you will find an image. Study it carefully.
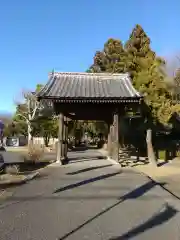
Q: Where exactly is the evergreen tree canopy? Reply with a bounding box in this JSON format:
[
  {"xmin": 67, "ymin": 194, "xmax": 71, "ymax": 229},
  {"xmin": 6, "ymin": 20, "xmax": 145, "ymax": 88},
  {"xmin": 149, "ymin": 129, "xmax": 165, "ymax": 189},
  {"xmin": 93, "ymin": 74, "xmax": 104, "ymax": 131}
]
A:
[
  {"xmin": 89, "ymin": 24, "xmax": 180, "ymax": 125},
  {"xmin": 90, "ymin": 38, "xmax": 127, "ymax": 73}
]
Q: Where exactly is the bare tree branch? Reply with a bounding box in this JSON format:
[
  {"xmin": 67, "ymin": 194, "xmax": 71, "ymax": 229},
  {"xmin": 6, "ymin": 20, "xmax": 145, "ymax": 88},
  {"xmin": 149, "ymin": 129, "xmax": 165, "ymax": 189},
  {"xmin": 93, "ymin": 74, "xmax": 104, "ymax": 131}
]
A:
[{"xmin": 14, "ymin": 89, "xmax": 41, "ymax": 144}]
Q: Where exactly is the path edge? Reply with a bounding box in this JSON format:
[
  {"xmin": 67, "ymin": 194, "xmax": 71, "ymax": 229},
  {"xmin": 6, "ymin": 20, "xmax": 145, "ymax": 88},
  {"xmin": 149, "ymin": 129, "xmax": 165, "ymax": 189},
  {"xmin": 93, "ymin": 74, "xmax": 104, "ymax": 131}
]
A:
[{"xmin": 133, "ymin": 167, "xmax": 180, "ymax": 200}]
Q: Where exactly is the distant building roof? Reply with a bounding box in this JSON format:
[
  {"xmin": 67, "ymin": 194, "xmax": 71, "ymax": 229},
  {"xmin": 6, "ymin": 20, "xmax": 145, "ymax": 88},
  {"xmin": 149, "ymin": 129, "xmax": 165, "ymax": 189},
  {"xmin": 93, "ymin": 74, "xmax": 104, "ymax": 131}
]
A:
[{"xmin": 37, "ymin": 72, "xmax": 142, "ymax": 103}]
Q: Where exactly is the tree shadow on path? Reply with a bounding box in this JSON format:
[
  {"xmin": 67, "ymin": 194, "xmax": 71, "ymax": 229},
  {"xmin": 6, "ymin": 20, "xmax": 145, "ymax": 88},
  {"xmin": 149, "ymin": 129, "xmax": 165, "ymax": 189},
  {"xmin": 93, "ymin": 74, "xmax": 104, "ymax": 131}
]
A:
[
  {"xmin": 66, "ymin": 164, "xmax": 113, "ymax": 175},
  {"xmin": 54, "ymin": 171, "xmax": 121, "ymax": 193},
  {"xmin": 58, "ymin": 180, "xmax": 173, "ymax": 240},
  {"xmin": 68, "ymin": 155, "xmax": 105, "ymax": 163},
  {"xmin": 109, "ymin": 203, "xmax": 177, "ymax": 239}
]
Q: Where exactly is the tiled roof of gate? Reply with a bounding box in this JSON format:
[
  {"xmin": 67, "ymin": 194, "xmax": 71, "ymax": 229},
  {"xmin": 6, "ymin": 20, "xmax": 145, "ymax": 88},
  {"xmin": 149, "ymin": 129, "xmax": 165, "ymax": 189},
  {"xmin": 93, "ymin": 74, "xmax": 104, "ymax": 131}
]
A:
[{"xmin": 37, "ymin": 72, "xmax": 142, "ymax": 103}]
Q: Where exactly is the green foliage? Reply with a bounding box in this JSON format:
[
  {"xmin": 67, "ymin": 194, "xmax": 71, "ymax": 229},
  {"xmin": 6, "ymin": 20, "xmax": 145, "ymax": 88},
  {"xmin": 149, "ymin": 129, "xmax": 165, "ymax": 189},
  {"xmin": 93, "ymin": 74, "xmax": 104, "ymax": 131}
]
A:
[
  {"xmin": 31, "ymin": 116, "xmax": 58, "ymax": 146},
  {"xmin": 172, "ymin": 68, "xmax": 180, "ymax": 100},
  {"xmin": 175, "ymin": 69, "xmax": 180, "ymax": 85},
  {"xmin": 89, "ymin": 24, "xmax": 180, "ymax": 125},
  {"xmin": 90, "ymin": 38, "xmax": 127, "ymax": 73},
  {"xmin": 125, "ymin": 25, "xmax": 180, "ymax": 124},
  {"xmin": 67, "ymin": 120, "xmax": 108, "ymax": 139},
  {"xmin": 36, "ymin": 84, "xmax": 44, "ymax": 92},
  {"xmin": 90, "ymin": 121, "xmax": 108, "ymax": 136}
]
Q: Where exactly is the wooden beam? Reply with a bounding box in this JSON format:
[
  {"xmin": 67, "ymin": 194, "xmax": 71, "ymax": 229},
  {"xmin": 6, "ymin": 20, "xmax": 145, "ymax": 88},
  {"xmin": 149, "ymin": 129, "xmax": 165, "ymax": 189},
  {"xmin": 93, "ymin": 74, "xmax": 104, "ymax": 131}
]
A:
[
  {"xmin": 63, "ymin": 112, "xmax": 112, "ymax": 121},
  {"xmin": 53, "ymin": 102, "xmax": 122, "ymax": 121}
]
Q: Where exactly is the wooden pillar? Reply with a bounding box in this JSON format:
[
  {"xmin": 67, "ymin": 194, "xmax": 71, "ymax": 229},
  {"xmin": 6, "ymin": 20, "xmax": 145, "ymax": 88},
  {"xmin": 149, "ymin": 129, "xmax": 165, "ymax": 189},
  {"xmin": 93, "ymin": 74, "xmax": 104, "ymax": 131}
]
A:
[
  {"xmin": 112, "ymin": 110, "xmax": 119, "ymax": 162},
  {"xmin": 56, "ymin": 113, "xmax": 64, "ymax": 163},
  {"xmin": 107, "ymin": 124, "xmax": 111, "ymax": 154},
  {"xmin": 109, "ymin": 124, "xmax": 114, "ymax": 157},
  {"xmin": 63, "ymin": 116, "xmax": 68, "ymax": 161}
]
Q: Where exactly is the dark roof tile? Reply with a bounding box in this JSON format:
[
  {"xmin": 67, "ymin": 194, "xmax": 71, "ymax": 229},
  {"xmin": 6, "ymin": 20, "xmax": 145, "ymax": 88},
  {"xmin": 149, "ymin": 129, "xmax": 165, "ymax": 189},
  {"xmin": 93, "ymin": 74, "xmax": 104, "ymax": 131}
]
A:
[{"xmin": 37, "ymin": 72, "xmax": 141, "ymax": 103}]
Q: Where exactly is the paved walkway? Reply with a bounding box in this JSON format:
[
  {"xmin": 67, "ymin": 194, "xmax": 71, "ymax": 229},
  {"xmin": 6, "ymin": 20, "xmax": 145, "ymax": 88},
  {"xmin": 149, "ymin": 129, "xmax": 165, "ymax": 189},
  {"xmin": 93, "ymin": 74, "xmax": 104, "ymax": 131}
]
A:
[
  {"xmin": 0, "ymin": 149, "xmax": 180, "ymax": 239},
  {"xmin": 100, "ymin": 148, "xmax": 180, "ymax": 201},
  {"xmin": 134, "ymin": 157, "xmax": 180, "ymax": 199}
]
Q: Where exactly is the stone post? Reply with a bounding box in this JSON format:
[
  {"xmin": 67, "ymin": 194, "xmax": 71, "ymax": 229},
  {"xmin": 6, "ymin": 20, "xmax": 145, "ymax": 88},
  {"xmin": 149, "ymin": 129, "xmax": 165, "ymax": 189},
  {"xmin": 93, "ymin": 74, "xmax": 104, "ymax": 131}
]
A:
[
  {"xmin": 112, "ymin": 110, "xmax": 119, "ymax": 162},
  {"xmin": 146, "ymin": 129, "xmax": 157, "ymax": 166}
]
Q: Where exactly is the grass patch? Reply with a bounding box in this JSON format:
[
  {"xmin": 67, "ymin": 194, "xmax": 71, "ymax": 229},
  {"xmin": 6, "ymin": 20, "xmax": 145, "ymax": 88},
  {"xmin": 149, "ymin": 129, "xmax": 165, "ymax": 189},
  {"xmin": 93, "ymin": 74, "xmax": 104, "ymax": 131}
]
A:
[
  {"xmin": 158, "ymin": 150, "xmax": 166, "ymax": 160},
  {"xmin": 157, "ymin": 150, "xmax": 180, "ymax": 160},
  {"xmin": 18, "ymin": 161, "xmax": 50, "ymax": 172},
  {"xmin": 0, "ymin": 161, "xmax": 50, "ymax": 190},
  {"xmin": 1, "ymin": 161, "xmax": 51, "ymax": 175}
]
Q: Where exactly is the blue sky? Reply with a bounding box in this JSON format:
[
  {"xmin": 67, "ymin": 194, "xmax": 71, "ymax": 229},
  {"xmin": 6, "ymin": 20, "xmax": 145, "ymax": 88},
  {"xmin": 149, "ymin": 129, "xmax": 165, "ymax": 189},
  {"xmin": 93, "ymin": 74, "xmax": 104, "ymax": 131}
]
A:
[{"xmin": 0, "ymin": 0, "xmax": 179, "ymax": 113}]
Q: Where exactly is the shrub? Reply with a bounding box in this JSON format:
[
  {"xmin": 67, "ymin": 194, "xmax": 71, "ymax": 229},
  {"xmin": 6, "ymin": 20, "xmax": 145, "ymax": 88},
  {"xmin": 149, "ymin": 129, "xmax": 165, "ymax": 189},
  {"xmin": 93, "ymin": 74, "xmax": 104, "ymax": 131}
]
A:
[
  {"xmin": 0, "ymin": 146, "xmax": 6, "ymax": 152},
  {"xmin": 5, "ymin": 164, "xmax": 20, "ymax": 175},
  {"xmin": 25, "ymin": 143, "xmax": 45, "ymax": 163}
]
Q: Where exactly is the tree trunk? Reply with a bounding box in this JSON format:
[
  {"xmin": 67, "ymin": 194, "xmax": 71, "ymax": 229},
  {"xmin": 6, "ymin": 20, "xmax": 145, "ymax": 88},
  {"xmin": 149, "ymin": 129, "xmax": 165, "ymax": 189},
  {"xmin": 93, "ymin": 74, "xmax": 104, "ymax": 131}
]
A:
[
  {"xmin": 27, "ymin": 124, "xmax": 33, "ymax": 145},
  {"xmin": 44, "ymin": 135, "xmax": 50, "ymax": 147},
  {"xmin": 56, "ymin": 113, "xmax": 64, "ymax": 163},
  {"xmin": 146, "ymin": 129, "xmax": 157, "ymax": 166}
]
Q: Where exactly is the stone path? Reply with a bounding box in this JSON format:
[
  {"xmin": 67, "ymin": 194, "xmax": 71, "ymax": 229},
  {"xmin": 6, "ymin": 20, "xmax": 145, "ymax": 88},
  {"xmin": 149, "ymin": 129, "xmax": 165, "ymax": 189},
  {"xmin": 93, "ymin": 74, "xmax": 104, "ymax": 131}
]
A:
[{"xmin": 0, "ymin": 149, "xmax": 180, "ymax": 239}]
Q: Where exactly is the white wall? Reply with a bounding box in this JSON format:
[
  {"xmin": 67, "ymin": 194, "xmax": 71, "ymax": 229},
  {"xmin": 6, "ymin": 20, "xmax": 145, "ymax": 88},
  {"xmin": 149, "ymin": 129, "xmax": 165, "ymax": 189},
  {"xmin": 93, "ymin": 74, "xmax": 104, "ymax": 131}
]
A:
[
  {"xmin": 33, "ymin": 137, "xmax": 58, "ymax": 146},
  {"xmin": 3, "ymin": 137, "xmax": 58, "ymax": 147}
]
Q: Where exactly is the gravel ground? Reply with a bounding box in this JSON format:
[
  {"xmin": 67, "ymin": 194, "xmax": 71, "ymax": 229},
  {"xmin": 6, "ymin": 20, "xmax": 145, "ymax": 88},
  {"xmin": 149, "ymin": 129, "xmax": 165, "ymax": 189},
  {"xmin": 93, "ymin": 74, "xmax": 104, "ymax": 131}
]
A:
[{"xmin": 0, "ymin": 149, "xmax": 180, "ymax": 240}]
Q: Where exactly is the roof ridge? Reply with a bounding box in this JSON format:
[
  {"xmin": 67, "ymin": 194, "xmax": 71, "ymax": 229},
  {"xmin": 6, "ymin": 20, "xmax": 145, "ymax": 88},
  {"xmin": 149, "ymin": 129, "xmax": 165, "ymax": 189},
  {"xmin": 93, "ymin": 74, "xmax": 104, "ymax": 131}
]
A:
[{"xmin": 49, "ymin": 71, "xmax": 129, "ymax": 78}]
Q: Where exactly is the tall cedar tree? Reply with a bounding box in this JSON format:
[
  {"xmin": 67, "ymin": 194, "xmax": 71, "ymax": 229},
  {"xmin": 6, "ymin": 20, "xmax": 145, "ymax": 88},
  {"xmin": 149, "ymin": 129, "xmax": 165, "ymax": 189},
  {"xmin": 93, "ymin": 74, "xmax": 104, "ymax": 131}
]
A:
[
  {"xmin": 125, "ymin": 25, "xmax": 180, "ymax": 124},
  {"xmin": 124, "ymin": 24, "xmax": 156, "ymax": 79},
  {"xmin": 89, "ymin": 24, "xmax": 180, "ymax": 124},
  {"xmin": 90, "ymin": 38, "xmax": 127, "ymax": 73}
]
